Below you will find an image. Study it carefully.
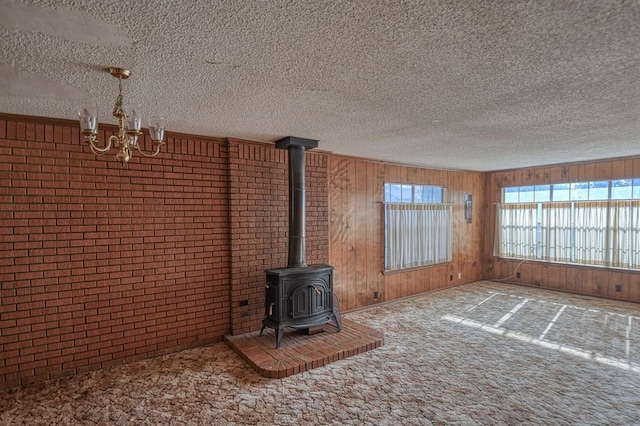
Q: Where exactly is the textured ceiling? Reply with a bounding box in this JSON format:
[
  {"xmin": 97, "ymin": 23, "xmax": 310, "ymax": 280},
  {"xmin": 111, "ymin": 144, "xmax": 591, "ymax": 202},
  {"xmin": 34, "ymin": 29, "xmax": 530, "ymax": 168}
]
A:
[{"xmin": 1, "ymin": 0, "xmax": 639, "ymax": 171}]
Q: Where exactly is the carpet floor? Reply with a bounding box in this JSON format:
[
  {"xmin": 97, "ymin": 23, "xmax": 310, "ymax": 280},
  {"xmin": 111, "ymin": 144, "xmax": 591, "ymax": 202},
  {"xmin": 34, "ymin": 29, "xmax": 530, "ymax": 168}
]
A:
[{"xmin": 1, "ymin": 280, "xmax": 640, "ymax": 425}]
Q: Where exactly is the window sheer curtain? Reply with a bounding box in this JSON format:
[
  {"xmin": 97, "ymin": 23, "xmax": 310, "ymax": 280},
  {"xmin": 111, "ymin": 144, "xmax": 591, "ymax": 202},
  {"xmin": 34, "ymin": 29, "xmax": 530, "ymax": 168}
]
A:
[
  {"xmin": 608, "ymin": 200, "xmax": 630, "ymax": 268},
  {"xmin": 495, "ymin": 203, "xmax": 538, "ymax": 259},
  {"xmin": 631, "ymin": 201, "xmax": 640, "ymax": 269},
  {"xmin": 497, "ymin": 200, "xmax": 640, "ymax": 270},
  {"xmin": 385, "ymin": 203, "xmax": 452, "ymax": 271},
  {"xmin": 541, "ymin": 202, "xmax": 572, "ymax": 262},
  {"xmin": 573, "ymin": 201, "xmax": 608, "ymax": 266},
  {"xmin": 608, "ymin": 200, "xmax": 640, "ymax": 268}
]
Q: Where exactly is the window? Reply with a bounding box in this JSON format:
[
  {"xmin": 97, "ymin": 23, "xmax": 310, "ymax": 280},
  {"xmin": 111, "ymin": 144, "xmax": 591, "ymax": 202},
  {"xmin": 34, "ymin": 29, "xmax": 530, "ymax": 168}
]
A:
[
  {"xmin": 502, "ymin": 179, "xmax": 640, "ymax": 204},
  {"xmin": 384, "ymin": 183, "xmax": 451, "ymax": 271},
  {"xmin": 385, "ymin": 183, "xmax": 443, "ymax": 204},
  {"xmin": 496, "ymin": 179, "xmax": 640, "ymax": 270}
]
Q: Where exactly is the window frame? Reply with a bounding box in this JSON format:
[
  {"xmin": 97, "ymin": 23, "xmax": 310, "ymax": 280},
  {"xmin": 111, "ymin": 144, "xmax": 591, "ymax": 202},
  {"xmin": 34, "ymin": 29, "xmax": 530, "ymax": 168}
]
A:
[
  {"xmin": 384, "ymin": 182, "xmax": 444, "ymax": 205},
  {"xmin": 502, "ymin": 179, "xmax": 640, "ymax": 204},
  {"xmin": 384, "ymin": 183, "xmax": 451, "ymax": 272},
  {"xmin": 497, "ymin": 178, "xmax": 640, "ymax": 270}
]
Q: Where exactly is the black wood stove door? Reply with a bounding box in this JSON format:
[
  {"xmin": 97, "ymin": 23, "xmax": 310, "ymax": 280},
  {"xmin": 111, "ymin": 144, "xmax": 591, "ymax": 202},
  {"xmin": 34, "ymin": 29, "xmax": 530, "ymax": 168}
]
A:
[{"xmin": 290, "ymin": 282, "xmax": 329, "ymax": 319}]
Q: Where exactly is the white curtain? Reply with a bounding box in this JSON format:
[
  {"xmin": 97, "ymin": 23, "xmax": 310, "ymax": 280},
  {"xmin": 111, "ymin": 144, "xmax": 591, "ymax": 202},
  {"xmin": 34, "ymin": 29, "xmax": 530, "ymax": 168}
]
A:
[
  {"xmin": 495, "ymin": 203, "xmax": 538, "ymax": 259},
  {"xmin": 608, "ymin": 200, "xmax": 631, "ymax": 268},
  {"xmin": 541, "ymin": 202, "xmax": 572, "ymax": 262},
  {"xmin": 498, "ymin": 199, "xmax": 640, "ymax": 270},
  {"xmin": 573, "ymin": 201, "xmax": 608, "ymax": 266},
  {"xmin": 385, "ymin": 203, "xmax": 452, "ymax": 271},
  {"xmin": 631, "ymin": 201, "xmax": 640, "ymax": 269}
]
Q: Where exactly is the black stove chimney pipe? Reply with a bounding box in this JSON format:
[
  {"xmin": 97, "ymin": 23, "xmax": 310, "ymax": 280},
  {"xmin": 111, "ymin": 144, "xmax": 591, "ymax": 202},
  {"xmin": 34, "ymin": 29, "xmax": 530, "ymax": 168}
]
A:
[{"xmin": 275, "ymin": 136, "xmax": 318, "ymax": 268}]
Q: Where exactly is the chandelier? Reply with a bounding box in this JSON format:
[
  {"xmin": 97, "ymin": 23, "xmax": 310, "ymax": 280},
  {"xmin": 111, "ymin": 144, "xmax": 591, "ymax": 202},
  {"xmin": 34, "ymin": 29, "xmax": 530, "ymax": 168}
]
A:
[{"xmin": 78, "ymin": 67, "xmax": 166, "ymax": 164}]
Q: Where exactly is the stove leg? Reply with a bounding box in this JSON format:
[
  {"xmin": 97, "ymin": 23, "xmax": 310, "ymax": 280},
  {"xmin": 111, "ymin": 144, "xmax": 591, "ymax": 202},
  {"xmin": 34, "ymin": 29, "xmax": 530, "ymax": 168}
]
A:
[
  {"xmin": 333, "ymin": 314, "xmax": 342, "ymax": 332},
  {"xmin": 276, "ymin": 328, "xmax": 283, "ymax": 348},
  {"xmin": 260, "ymin": 324, "xmax": 266, "ymax": 335},
  {"xmin": 332, "ymin": 293, "xmax": 342, "ymax": 332}
]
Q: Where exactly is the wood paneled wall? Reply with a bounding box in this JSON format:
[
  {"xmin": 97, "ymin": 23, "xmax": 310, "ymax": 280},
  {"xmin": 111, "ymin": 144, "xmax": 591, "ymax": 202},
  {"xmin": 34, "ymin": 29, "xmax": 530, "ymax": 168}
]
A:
[
  {"xmin": 484, "ymin": 156, "xmax": 640, "ymax": 302},
  {"xmin": 329, "ymin": 155, "xmax": 485, "ymax": 312}
]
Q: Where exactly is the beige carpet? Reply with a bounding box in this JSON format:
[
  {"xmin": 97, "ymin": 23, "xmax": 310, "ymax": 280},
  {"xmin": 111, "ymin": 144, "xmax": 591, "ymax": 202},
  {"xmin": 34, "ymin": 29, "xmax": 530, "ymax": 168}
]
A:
[{"xmin": 2, "ymin": 280, "xmax": 640, "ymax": 425}]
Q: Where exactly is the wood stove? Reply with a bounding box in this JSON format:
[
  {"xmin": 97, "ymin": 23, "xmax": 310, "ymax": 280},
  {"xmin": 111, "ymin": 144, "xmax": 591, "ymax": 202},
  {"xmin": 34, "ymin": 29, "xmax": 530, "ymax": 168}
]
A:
[{"xmin": 260, "ymin": 136, "xmax": 341, "ymax": 348}]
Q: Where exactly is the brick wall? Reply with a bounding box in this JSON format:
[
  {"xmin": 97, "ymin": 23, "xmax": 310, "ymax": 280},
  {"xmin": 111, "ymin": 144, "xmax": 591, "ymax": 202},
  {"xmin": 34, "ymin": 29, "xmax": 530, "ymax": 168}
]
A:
[
  {"xmin": 0, "ymin": 115, "xmax": 230, "ymax": 388},
  {"xmin": 227, "ymin": 140, "xmax": 329, "ymax": 335},
  {"xmin": 0, "ymin": 116, "xmax": 331, "ymax": 389}
]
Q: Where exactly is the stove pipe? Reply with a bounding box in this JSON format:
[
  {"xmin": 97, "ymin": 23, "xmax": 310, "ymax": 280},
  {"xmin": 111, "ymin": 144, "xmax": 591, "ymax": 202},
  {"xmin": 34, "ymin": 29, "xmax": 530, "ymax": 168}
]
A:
[{"xmin": 275, "ymin": 136, "xmax": 319, "ymax": 268}]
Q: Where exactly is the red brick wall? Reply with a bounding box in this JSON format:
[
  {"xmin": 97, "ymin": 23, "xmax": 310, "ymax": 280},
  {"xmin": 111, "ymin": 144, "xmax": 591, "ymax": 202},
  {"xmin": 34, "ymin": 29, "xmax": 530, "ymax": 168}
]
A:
[
  {"xmin": 227, "ymin": 140, "xmax": 329, "ymax": 335},
  {"xmin": 0, "ymin": 115, "xmax": 230, "ymax": 388},
  {"xmin": 0, "ymin": 116, "xmax": 331, "ymax": 389}
]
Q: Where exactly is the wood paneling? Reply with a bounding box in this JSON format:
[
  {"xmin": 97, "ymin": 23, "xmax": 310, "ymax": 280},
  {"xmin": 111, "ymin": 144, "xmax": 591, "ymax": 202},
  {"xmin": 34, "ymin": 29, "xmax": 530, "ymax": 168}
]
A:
[
  {"xmin": 329, "ymin": 155, "xmax": 484, "ymax": 312},
  {"xmin": 484, "ymin": 156, "xmax": 640, "ymax": 303}
]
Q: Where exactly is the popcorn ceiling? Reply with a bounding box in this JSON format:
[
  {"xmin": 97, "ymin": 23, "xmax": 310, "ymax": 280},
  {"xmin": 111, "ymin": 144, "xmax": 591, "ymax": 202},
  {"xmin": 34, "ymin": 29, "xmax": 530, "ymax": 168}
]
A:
[{"xmin": 0, "ymin": 0, "xmax": 639, "ymax": 171}]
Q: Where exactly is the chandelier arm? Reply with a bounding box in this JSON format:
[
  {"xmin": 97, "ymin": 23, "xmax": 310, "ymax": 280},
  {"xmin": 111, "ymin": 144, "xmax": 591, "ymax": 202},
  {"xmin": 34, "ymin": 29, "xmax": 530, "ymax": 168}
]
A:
[
  {"xmin": 87, "ymin": 135, "xmax": 115, "ymax": 155},
  {"xmin": 134, "ymin": 142, "xmax": 163, "ymax": 157}
]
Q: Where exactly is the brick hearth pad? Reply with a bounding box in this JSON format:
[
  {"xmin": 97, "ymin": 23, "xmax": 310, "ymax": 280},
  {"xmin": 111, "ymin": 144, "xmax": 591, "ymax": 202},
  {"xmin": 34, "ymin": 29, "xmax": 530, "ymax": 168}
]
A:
[{"xmin": 224, "ymin": 319, "xmax": 384, "ymax": 378}]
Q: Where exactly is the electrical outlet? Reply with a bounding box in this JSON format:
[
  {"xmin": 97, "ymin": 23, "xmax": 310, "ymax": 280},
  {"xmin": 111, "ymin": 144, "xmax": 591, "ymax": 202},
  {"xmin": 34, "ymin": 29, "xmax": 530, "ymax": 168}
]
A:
[
  {"xmin": 449, "ymin": 275, "xmax": 453, "ymax": 281},
  {"xmin": 374, "ymin": 291, "xmax": 379, "ymax": 299},
  {"xmin": 516, "ymin": 272, "xmax": 521, "ymax": 278},
  {"xmin": 615, "ymin": 284, "xmax": 622, "ymax": 292},
  {"xmin": 457, "ymin": 272, "xmax": 462, "ymax": 279}
]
